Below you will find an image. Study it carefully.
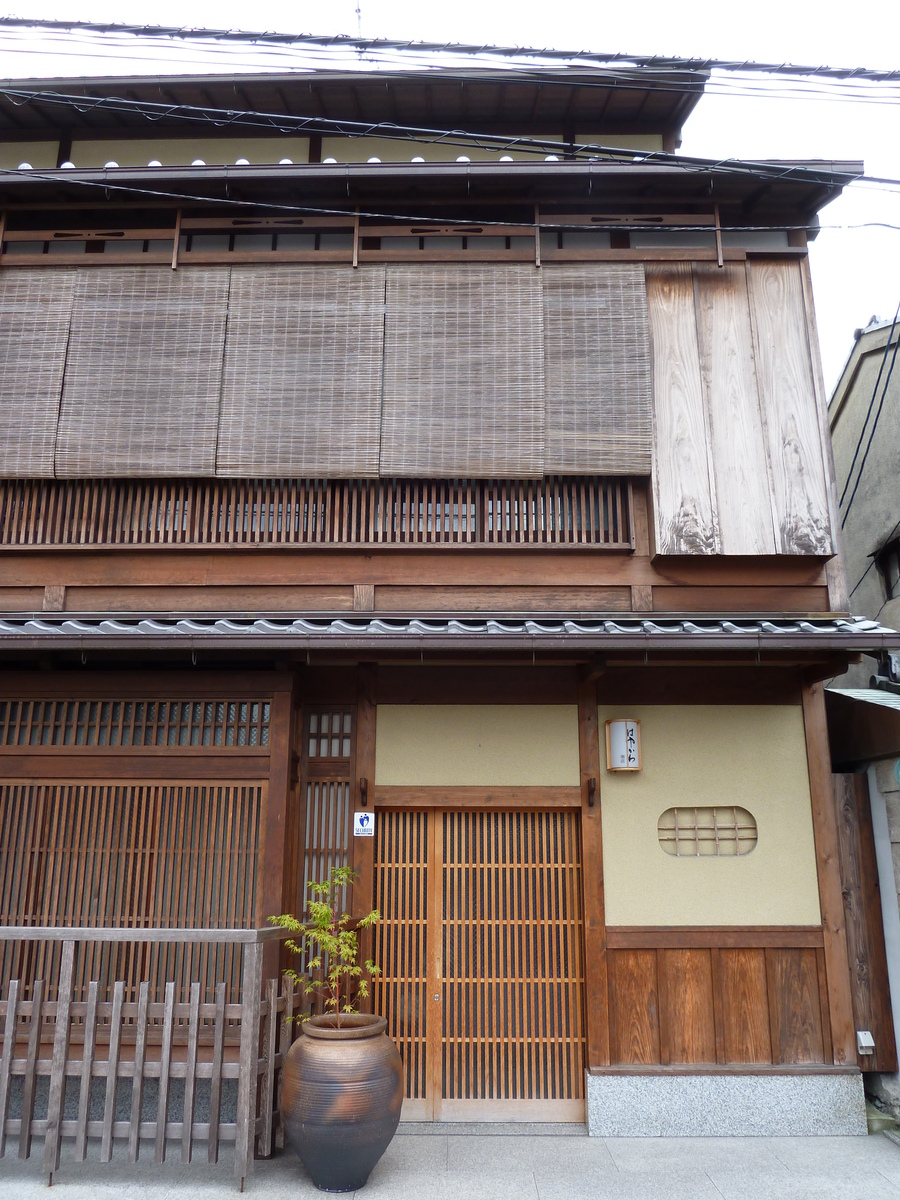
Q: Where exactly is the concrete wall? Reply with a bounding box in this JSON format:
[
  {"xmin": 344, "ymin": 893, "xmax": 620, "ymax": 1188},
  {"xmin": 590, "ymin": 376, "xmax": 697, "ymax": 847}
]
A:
[{"xmin": 599, "ymin": 704, "xmax": 822, "ymax": 926}]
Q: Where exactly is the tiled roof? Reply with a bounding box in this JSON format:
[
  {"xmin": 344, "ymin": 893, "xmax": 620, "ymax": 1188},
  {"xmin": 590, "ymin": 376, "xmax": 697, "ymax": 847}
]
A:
[{"xmin": 0, "ymin": 614, "xmax": 896, "ymax": 653}]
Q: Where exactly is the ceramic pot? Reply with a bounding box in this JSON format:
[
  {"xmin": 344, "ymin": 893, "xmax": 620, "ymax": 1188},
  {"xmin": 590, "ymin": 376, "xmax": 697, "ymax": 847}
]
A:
[{"xmin": 281, "ymin": 1013, "xmax": 403, "ymax": 1193}]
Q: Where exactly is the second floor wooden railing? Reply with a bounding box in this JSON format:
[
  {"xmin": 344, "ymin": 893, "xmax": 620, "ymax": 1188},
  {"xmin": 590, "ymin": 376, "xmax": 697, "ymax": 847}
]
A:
[{"xmin": 0, "ymin": 477, "xmax": 632, "ymax": 550}]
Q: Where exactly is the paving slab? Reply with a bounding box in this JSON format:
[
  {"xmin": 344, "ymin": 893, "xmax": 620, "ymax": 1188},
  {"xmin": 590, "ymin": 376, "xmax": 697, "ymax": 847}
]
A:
[{"xmin": 2, "ymin": 1131, "xmax": 900, "ymax": 1198}]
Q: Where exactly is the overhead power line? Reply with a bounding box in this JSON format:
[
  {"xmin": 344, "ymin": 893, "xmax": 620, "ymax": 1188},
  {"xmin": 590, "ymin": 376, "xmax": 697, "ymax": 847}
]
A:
[
  {"xmin": 0, "ymin": 86, "xmax": 872, "ymax": 191},
  {"xmin": 0, "ymin": 18, "xmax": 898, "ymax": 83}
]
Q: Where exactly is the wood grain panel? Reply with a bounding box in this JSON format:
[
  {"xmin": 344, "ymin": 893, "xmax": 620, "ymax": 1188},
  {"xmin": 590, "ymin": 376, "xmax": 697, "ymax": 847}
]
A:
[
  {"xmin": 578, "ymin": 678, "xmax": 609, "ymax": 1068},
  {"xmin": 608, "ymin": 949, "xmax": 660, "ymax": 1064},
  {"xmin": 693, "ymin": 263, "xmax": 776, "ymax": 555},
  {"xmin": 658, "ymin": 948, "xmax": 716, "ymax": 1064},
  {"xmin": 375, "ymin": 586, "xmax": 631, "ymax": 612},
  {"xmin": 767, "ymin": 948, "xmax": 826, "ymax": 1064},
  {"xmin": 652, "ymin": 586, "xmax": 830, "ymax": 613},
  {"xmin": 746, "ymin": 261, "xmax": 832, "ymax": 555},
  {"xmin": 646, "ymin": 264, "xmax": 718, "ymax": 555},
  {"xmin": 716, "ymin": 948, "xmax": 772, "ymax": 1063}
]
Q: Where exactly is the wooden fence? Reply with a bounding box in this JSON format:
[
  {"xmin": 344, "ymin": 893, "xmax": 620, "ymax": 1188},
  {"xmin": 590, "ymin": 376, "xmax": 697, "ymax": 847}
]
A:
[{"xmin": 0, "ymin": 926, "xmax": 297, "ymax": 1190}]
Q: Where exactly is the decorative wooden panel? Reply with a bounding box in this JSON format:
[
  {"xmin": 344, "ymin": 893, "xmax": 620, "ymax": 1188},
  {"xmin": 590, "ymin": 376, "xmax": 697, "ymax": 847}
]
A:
[
  {"xmin": 746, "ymin": 260, "xmax": 832, "ymax": 555},
  {"xmin": 607, "ymin": 929, "xmax": 830, "ymax": 1065},
  {"xmin": 0, "ymin": 782, "xmax": 263, "ymax": 1003},
  {"xmin": 693, "ymin": 263, "xmax": 777, "ymax": 555},
  {"xmin": 218, "ymin": 266, "xmax": 386, "ymax": 478},
  {"xmin": 0, "ymin": 477, "xmax": 631, "ymax": 548},
  {"xmin": 54, "ymin": 267, "xmax": 230, "ymax": 478},
  {"xmin": 381, "ymin": 265, "xmax": 545, "ymax": 477},
  {"xmin": 373, "ymin": 810, "xmax": 428, "ymax": 1101},
  {"xmin": 647, "ymin": 264, "xmax": 718, "ymax": 554},
  {"xmin": 542, "ymin": 264, "xmax": 652, "ymax": 474},
  {"xmin": 0, "ymin": 697, "xmax": 269, "ymax": 747},
  {"xmin": 0, "ymin": 269, "xmax": 75, "ymax": 478},
  {"xmin": 299, "ymin": 710, "xmax": 355, "ymax": 916}
]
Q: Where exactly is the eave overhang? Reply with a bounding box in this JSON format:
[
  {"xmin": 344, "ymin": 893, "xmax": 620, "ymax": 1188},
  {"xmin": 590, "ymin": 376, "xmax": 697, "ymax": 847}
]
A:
[
  {"xmin": 0, "ymin": 159, "xmax": 861, "ymax": 223},
  {"xmin": 0, "ymin": 615, "xmax": 894, "ymax": 656}
]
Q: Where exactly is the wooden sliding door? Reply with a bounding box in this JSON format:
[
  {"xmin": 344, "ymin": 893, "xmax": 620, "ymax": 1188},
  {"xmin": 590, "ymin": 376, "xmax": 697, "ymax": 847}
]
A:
[{"xmin": 374, "ymin": 808, "xmax": 585, "ymax": 1121}]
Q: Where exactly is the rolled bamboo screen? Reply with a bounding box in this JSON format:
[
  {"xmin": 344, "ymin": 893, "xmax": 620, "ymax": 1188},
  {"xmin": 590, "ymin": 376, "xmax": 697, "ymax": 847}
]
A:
[
  {"xmin": 542, "ymin": 264, "xmax": 652, "ymax": 474},
  {"xmin": 0, "ymin": 269, "xmax": 75, "ymax": 478},
  {"xmin": 217, "ymin": 265, "xmax": 387, "ymax": 477},
  {"xmin": 54, "ymin": 267, "xmax": 230, "ymax": 477},
  {"xmin": 380, "ymin": 264, "xmax": 546, "ymax": 477}
]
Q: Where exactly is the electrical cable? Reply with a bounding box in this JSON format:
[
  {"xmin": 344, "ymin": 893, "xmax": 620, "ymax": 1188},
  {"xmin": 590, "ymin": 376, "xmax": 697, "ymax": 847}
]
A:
[{"xmin": 1, "ymin": 18, "xmax": 898, "ymax": 84}]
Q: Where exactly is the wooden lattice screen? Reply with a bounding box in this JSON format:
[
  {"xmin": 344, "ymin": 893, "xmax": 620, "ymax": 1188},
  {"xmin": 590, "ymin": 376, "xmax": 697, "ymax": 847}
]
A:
[
  {"xmin": 374, "ymin": 808, "xmax": 585, "ymax": 1117},
  {"xmin": 0, "ymin": 478, "xmax": 631, "ymax": 549},
  {"xmin": 0, "ymin": 781, "xmax": 263, "ymax": 1003}
]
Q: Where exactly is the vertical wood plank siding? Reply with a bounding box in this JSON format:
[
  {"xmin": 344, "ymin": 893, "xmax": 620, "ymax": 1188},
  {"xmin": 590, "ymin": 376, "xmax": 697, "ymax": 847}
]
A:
[
  {"xmin": 55, "ymin": 268, "xmax": 230, "ymax": 477},
  {"xmin": 380, "ymin": 264, "xmax": 546, "ymax": 477},
  {"xmin": 542, "ymin": 264, "xmax": 652, "ymax": 474},
  {"xmin": 0, "ymin": 782, "xmax": 263, "ymax": 1003},
  {"xmin": 217, "ymin": 266, "xmax": 386, "ymax": 477},
  {"xmin": 0, "ymin": 269, "xmax": 75, "ymax": 478},
  {"xmin": 0, "ymin": 478, "xmax": 631, "ymax": 548}
]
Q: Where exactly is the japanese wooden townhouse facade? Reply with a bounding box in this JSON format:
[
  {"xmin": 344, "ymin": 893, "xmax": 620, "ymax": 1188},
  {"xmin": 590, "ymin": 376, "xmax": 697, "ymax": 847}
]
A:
[{"xmin": 0, "ymin": 57, "xmax": 898, "ymax": 1167}]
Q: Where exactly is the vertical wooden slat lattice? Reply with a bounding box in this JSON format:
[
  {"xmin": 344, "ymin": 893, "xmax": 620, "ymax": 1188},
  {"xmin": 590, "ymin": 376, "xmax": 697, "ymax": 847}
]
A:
[
  {"xmin": 380, "ymin": 265, "xmax": 545, "ymax": 477},
  {"xmin": 542, "ymin": 264, "xmax": 652, "ymax": 474},
  {"xmin": 300, "ymin": 710, "xmax": 355, "ymax": 918},
  {"xmin": 0, "ymin": 478, "xmax": 631, "ymax": 547},
  {"xmin": 0, "ymin": 268, "xmax": 75, "ymax": 478},
  {"xmin": 0, "ymin": 782, "xmax": 263, "ymax": 1003},
  {"xmin": 218, "ymin": 265, "xmax": 386, "ymax": 477},
  {"xmin": 54, "ymin": 266, "xmax": 230, "ymax": 477}
]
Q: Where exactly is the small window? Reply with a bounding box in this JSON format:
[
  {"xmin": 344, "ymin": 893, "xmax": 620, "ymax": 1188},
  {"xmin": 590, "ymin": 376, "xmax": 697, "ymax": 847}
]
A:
[
  {"xmin": 876, "ymin": 540, "xmax": 900, "ymax": 602},
  {"xmin": 658, "ymin": 806, "xmax": 757, "ymax": 857}
]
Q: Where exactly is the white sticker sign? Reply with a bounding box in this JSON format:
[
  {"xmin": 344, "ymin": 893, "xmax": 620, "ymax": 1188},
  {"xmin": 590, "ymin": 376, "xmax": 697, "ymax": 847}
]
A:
[{"xmin": 354, "ymin": 811, "xmax": 375, "ymax": 837}]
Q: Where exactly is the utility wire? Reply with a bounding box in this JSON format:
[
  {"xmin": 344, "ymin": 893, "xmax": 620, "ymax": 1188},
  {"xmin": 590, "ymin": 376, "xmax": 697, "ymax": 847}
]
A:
[
  {"xmin": 1, "ymin": 18, "xmax": 898, "ymax": 83},
  {"xmin": 0, "ymin": 86, "xmax": 872, "ymax": 191}
]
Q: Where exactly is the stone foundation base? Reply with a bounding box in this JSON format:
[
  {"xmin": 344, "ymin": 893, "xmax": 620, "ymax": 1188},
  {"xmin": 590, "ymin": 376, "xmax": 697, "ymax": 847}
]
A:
[{"xmin": 586, "ymin": 1071, "xmax": 867, "ymax": 1136}]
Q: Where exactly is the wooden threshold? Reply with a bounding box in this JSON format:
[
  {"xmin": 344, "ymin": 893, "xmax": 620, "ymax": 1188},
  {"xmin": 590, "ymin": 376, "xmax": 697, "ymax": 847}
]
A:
[{"xmin": 590, "ymin": 1064, "xmax": 860, "ymax": 1076}]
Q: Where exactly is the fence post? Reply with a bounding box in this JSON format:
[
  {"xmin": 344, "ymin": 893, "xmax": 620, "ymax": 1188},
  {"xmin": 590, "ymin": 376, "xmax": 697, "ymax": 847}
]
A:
[
  {"xmin": 235, "ymin": 940, "xmax": 263, "ymax": 1189},
  {"xmin": 44, "ymin": 939, "xmax": 75, "ymax": 1181}
]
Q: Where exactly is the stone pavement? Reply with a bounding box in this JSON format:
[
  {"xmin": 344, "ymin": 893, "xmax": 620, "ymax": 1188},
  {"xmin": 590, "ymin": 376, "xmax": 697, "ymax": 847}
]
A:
[{"xmin": 3, "ymin": 1129, "xmax": 900, "ymax": 1199}]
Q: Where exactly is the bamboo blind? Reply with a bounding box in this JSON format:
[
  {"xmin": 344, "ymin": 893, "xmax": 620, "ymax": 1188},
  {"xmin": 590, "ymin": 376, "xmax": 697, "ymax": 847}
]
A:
[
  {"xmin": 0, "ymin": 269, "xmax": 75, "ymax": 478},
  {"xmin": 380, "ymin": 264, "xmax": 545, "ymax": 477},
  {"xmin": 0, "ymin": 698, "xmax": 269, "ymax": 747},
  {"xmin": 0, "ymin": 782, "xmax": 263, "ymax": 1003},
  {"xmin": 54, "ymin": 267, "xmax": 230, "ymax": 477},
  {"xmin": 217, "ymin": 266, "xmax": 386, "ymax": 477},
  {"xmin": 0, "ymin": 477, "xmax": 631, "ymax": 547},
  {"xmin": 542, "ymin": 264, "xmax": 652, "ymax": 474}
]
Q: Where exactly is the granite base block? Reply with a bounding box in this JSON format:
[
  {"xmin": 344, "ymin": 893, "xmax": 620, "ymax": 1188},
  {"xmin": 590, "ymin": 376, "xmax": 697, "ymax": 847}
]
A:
[{"xmin": 586, "ymin": 1072, "xmax": 867, "ymax": 1136}]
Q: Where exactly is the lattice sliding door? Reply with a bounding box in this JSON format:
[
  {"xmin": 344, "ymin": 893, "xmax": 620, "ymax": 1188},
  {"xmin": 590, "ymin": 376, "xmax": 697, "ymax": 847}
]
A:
[{"xmin": 373, "ymin": 808, "xmax": 585, "ymax": 1121}]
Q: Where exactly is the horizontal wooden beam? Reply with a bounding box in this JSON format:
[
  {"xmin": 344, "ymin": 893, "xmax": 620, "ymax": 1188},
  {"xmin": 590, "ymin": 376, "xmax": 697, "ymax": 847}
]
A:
[
  {"xmin": 607, "ymin": 925, "xmax": 825, "ymax": 949},
  {"xmin": 373, "ymin": 785, "xmax": 581, "ymax": 808},
  {"xmin": 0, "ymin": 755, "xmax": 270, "ymax": 780}
]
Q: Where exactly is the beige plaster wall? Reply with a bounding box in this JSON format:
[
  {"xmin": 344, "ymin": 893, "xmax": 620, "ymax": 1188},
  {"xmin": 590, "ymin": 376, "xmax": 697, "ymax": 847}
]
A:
[
  {"xmin": 374, "ymin": 704, "xmax": 580, "ymax": 786},
  {"xmin": 0, "ymin": 142, "xmax": 58, "ymax": 169},
  {"xmin": 320, "ymin": 133, "xmax": 662, "ymax": 163},
  {"xmin": 600, "ymin": 704, "xmax": 822, "ymax": 927}
]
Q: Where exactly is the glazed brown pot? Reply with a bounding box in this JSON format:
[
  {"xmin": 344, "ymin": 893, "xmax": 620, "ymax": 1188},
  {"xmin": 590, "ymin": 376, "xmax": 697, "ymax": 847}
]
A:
[{"xmin": 281, "ymin": 1013, "xmax": 403, "ymax": 1193}]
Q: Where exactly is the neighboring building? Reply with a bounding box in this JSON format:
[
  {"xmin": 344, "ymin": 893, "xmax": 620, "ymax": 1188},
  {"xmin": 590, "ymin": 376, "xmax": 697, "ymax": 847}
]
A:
[
  {"xmin": 830, "ymin": 316, "xmax": 900, "ymax": 690},
  {"xmin": 0, "ymin": 51, "xmax": 897, "ymax": 1177}
]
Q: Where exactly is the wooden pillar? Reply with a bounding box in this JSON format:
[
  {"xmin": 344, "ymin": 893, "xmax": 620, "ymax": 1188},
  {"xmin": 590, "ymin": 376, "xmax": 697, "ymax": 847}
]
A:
[
  {"xmin": 354, "ymin": 663, "xmax": 378, "ymax": 1011},
  {"xmin": 801, "ymin": 680, "xmax": 857, "ymax": 1065},
  {"xmin": 259, "ymin": 677, "xmax": 295, "ymax": 983},
  {"xmin": 578, "ymin": 675, "xmax": 610, "ymax": 1069}
]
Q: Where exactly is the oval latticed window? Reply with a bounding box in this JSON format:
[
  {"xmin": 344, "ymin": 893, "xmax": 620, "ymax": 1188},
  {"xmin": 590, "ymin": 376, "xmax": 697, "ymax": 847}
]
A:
[{"xmin": 658, "ymin": 806, "xmax": 758, "ymax": 857}]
